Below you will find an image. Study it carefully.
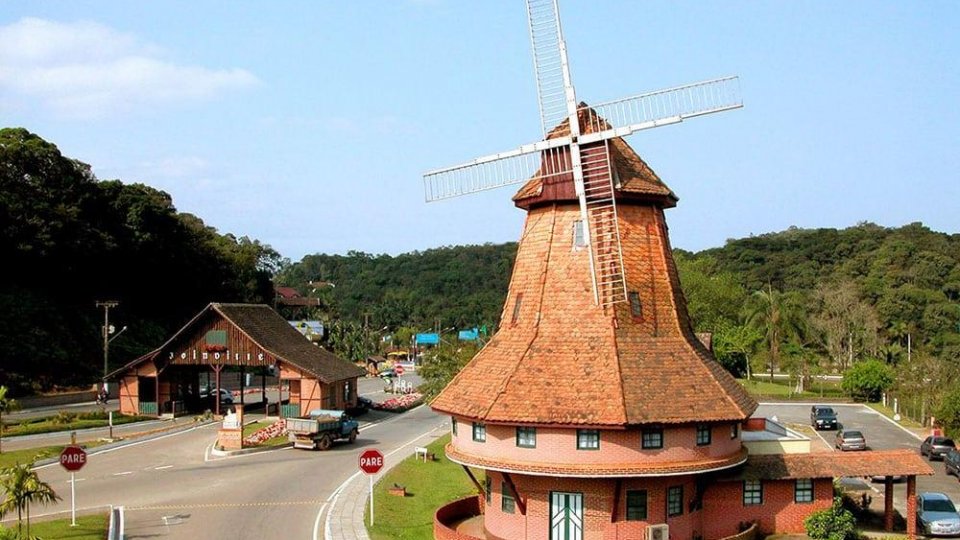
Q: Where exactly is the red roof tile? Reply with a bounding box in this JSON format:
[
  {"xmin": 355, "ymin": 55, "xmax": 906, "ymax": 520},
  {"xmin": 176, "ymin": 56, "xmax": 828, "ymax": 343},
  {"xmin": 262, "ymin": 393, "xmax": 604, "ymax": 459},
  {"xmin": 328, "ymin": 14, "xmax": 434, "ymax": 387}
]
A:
[{"xmin": 725, "ymin": 450, "xmax": 934, "ymax": 480}]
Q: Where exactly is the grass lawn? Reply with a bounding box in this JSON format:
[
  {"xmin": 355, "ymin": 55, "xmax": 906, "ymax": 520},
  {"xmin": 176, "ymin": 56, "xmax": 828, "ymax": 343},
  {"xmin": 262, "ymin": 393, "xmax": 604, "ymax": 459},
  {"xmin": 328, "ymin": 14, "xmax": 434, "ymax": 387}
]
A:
[
  {"xmin": 366, "ymin": 434, "xmax": 480, "ymax": 540},
  {"xmin": 865, "ymin": 403, "xmax": 923, "ymax": 428},
  {"xmin": 2, "ymin": 412, "xmax": 152, "ymax": 438},
  {"xmin": 737, "ymin": 377, "xmax": 846, "ymax": 400},
  {"xmin": 7, "ymin": 513, "xmax": 109, "ymax": 540},
  {"xmin": 0, "ymin": 440, "xmax": 107, "ymax": 468}
]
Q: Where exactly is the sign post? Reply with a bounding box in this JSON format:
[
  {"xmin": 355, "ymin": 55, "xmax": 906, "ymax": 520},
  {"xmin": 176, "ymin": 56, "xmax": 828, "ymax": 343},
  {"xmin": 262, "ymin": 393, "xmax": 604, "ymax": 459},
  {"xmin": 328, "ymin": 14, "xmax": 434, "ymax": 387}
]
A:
[
  {"xmin": 359, "ymin": 449, "xmax": 385, "ymax": 526},
  {"xmin": 60, "ymin": 446, "xmax": 87, "ymax": 526}
]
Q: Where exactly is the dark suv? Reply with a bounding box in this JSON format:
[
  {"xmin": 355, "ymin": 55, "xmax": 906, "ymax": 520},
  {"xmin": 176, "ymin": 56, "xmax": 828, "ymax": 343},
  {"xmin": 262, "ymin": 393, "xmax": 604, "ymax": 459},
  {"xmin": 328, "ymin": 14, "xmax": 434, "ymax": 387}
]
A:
[
  {"xmin": 922, "ymin": 436, "xmax": 957, "ymax": 461},
  {"xmin": 810, "ymin": 405, "xmax": 838, "ymax": 430},
  {"xmin": 945, "ymin": 449, "xmax": 960, "ymax": 478}
]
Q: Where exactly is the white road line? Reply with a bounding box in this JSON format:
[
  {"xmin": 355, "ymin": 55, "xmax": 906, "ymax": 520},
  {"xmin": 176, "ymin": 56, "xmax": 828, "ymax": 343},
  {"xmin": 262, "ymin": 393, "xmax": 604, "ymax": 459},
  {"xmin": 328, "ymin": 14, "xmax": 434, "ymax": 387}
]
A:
[
  {"xmin": 863, "ymin": 405, "xmax": 924, "ymax": 441},
  {"xmin": 312, "ymin": 502, "xmax": 328, "ymax": 540},
  {"xmin": 113, "ymin": 471, "xmax": 133, "ymax": 476},
  {"xmin": 811, "ymin": 428, "xmax": 835, "ymax": 451},
  {"xmin": 154, "ymin": 465, "xmax": 174, "ymax": 470}
]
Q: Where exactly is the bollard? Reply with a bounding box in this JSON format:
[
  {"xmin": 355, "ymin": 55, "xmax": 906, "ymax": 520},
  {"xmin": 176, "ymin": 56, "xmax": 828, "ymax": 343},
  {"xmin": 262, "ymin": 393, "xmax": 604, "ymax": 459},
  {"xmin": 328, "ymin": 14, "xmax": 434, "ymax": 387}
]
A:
[{"xmin": 70, "ymin": 431, "xmax": 76, "ymax": 445}]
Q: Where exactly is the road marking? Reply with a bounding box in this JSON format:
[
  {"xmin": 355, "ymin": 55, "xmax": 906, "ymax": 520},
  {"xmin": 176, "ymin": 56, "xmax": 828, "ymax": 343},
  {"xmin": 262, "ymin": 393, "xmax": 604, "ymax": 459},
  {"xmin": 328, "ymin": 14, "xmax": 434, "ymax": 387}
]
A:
[
  {"xmin": 113, "ymin": 471, "xmax": 133, "ymax": 476},
  {"xmin": 154, "ymin": 465, "xmax": 174, "ymax": 470},
  {"xmin": 863, "ymin": 405, "xmax": 924, "ymax": 441},
  {"xmin": 312, "ymin": 502, "xmax": 328, "ymax": 540},
  {"xmin": 1, "ymin": 505, "xmax": 111, "ymax": 523}
]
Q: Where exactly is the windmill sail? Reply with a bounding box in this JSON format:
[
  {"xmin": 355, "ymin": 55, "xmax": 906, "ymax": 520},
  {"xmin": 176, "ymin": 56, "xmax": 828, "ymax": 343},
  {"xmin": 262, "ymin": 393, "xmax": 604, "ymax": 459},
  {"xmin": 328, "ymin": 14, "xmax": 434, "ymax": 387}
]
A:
[{"xmin": 527, "ymin": 0, "xmax": 573, "ymax": 139}]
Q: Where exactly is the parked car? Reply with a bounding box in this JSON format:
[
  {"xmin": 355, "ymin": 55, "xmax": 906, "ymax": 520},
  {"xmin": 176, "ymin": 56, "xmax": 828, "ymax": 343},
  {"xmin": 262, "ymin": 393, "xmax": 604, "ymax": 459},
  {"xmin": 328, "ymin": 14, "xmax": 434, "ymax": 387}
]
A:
[
  {"xmin": 810, "ymin": 405, "xmax": 838, "ymax": 430},
  {"xmin": 835, "ymin": 429, "xmax": 866, "ymax": 451},
  {"xmin": 921, "ymin": 436, "xmax": 957, "ymax": 461},
  {"xmin": 200, "ymin": 387, "xmax": 234, "ymax": 405},
  {"xmin": 916, "ymin": 492, "xmax": 960, "ymax": 536},
  {"xmin": 944, "ymin": 449, "xmax": 960, "ymax": 479},
  {"xmin": 345, "ymin": 396, "xmax": 374, "ymax": 417}
]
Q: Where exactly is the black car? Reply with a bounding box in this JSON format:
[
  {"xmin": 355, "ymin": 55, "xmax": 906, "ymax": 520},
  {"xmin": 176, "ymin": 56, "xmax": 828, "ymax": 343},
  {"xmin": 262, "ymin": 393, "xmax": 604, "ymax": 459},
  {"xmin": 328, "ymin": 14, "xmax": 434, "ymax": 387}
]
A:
[
  {"xmin": 921, "ymin": 436, "xmax": 957, "ymax": 461},
  {"xmin": 944, "ymin": 449, "xmax": 960, "ymax": 479},
  {"xmin": 810, "ymin": 405, "xmax": 838, "ymax": 430}
]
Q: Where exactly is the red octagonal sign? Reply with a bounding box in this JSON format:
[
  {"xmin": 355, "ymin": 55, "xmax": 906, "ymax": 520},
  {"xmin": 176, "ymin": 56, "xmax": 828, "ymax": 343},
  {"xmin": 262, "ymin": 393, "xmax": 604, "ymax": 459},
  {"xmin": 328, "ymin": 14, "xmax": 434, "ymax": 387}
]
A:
[
  {"xmin": 60, "ymin": 446, "xmax": 87, "ymax": 472},
  {"xmin": 359, "ymin": 448, "xmax": 384, "ymax": 475}
]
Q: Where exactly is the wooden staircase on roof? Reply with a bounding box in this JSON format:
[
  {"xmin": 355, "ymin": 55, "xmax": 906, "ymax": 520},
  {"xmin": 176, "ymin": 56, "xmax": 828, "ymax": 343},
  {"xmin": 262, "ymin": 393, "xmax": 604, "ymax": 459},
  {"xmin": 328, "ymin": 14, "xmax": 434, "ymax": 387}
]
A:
[{"xmin": 581, "ymin": 140, "xmax": 627, "ymax": 306}]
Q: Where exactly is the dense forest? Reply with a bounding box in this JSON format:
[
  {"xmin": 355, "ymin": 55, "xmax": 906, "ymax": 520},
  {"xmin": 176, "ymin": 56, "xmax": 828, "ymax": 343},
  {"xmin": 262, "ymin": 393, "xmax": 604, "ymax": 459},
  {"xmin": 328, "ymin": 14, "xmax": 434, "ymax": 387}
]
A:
[{"xmin": 0, "ymin": 128, "xmax": 279, "ymax": 395}]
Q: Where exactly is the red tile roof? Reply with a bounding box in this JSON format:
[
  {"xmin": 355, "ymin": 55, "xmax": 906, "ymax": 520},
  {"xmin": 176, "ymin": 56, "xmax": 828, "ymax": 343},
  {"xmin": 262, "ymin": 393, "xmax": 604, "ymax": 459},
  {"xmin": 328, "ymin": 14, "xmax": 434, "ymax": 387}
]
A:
[
  {"xmin": 445, "ymin": 444, "xmax": 749, "ymax": 477},
  {"xmin": 725, "ymin": 450, "xmax": 934, "ymax": 480}
]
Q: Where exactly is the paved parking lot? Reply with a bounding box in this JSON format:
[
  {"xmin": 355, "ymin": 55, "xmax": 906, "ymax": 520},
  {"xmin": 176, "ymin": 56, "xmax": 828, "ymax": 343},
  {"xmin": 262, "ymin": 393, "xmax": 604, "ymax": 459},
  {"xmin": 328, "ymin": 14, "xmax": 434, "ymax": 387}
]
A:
[{"xmin": 756, "ymin": 403, "xmax": 960, "ymax": 519}]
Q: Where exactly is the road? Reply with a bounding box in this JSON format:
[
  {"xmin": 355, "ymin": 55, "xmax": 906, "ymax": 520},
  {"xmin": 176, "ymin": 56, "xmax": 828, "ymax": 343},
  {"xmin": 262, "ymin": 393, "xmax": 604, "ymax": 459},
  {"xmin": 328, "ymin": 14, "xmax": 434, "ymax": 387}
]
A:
[
  {"xmin": 11, "ymin": 373, "xmax": 433, "ymax": 539},
  {"xmin": 757, "ymin": 403, "xmax": 960, "ymax": 517}
]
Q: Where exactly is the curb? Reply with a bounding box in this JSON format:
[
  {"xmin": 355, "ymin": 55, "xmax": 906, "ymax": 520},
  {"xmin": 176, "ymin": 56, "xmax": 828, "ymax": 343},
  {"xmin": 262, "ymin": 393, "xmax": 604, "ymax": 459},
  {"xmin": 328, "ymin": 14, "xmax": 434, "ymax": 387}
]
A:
[{"xmin": 210, "ymin": 442, "xmax": 293, "ymax": 457}]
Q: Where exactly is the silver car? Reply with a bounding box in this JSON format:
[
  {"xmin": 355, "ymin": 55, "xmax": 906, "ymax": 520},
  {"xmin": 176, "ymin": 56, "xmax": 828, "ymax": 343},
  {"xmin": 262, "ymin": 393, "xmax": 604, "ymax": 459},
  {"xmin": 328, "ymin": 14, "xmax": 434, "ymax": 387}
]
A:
[
  {"xmin": 917, "ymin": 492, "xmax": 960, "ymax": 537},
  {"xmin": 835, "ymin": 429, "xmax": 866, "ymax": 451}
]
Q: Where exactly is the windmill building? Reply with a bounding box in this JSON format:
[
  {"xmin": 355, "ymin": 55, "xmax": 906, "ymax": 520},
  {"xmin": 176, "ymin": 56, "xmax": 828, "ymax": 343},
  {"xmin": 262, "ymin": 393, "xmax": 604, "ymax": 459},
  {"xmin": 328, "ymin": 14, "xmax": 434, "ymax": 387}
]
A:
[{"xmin": 427, "ymin": 2, "xmax": 930, "ymax": 538}]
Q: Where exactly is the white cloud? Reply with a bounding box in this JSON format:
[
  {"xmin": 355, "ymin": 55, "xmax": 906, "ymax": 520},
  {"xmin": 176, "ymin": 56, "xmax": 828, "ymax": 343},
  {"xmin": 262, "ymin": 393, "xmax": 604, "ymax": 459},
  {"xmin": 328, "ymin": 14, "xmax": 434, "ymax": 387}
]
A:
[{"xmin": 0, "ymin": 18, "xmax": 258, "ymax": 119}]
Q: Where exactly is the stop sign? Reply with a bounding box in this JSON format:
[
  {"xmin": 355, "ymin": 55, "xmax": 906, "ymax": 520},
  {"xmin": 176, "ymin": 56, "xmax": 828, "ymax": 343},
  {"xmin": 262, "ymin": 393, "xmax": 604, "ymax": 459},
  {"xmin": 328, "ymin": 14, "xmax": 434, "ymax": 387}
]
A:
[
  {"xmin": 60, "ymin": 446, "xmax": 87, "ymax": 472},
  {"xmin": 359, "ymin": 448, "xmax": 384, "ymax": 475},
  {"xmin": 394, "ymin": 365, "xmax": 405, "ymax": 377}
]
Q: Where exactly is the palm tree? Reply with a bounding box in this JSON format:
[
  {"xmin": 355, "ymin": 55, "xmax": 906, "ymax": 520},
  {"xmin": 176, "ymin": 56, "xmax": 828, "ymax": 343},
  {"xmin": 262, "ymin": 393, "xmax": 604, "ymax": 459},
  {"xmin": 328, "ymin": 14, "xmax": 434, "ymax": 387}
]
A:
[
  {"xmin": 0, "ymin": 387, "xmax": 19, "ymax": 454},
  {"xmin": 745, "ymin": 286, "xmax": 806, "ymax": 382},
  {"xmin": 0, "ymin": 462, "xmax": 60, "ymax": 537}
]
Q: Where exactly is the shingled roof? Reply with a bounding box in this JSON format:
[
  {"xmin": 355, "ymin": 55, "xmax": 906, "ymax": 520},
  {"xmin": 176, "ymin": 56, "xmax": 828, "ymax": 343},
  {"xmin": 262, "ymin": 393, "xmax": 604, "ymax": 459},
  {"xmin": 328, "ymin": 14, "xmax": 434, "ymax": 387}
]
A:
[
  {"xmin": 513, "ymin": 104, "xmax": 678, "ymax": 208},
  {"xmin": 110, "ymin": 303, "xmax": 363, "ymax": 383},
  {"xmin": 431, "ymin": 138, "xmax": 757, "ymax": 426}
]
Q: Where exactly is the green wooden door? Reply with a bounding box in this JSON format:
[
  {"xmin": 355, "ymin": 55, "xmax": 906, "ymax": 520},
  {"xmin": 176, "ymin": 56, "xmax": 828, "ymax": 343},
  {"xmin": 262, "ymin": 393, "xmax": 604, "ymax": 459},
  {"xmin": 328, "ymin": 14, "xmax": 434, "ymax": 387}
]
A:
[{"xmin": 550, "ymin": 491, "xmax": 583, "ymax": 540}]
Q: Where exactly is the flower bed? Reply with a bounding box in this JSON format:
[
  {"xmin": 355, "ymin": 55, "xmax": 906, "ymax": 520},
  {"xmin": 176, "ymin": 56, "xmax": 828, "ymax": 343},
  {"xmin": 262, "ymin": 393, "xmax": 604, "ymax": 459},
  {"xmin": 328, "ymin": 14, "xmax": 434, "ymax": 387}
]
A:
[
  {"xmin": 372, "ymin": 393, "xmax": 423, "ymax": 413},
  {"xmin": 243, "ymin": 419, "xmax": 287, "ymax": 446}
]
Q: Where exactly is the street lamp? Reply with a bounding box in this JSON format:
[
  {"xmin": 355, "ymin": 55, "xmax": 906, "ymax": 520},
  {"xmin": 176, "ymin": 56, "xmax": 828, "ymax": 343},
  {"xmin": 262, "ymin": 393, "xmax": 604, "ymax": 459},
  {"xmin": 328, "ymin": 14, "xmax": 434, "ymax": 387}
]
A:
[{"xmin": 96, "ymin": 301, "xmax": 126, "ymax": 394}]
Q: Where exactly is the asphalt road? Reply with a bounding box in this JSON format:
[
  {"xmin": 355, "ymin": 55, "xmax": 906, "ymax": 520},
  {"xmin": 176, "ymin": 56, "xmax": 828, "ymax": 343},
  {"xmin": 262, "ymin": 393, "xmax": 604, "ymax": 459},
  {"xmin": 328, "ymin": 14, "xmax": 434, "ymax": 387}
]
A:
[
  {"xmin": 8, "ymin": 372, "xmax": 434, "ymax": 539},
  {"xmin": 757, "ymin": 402, "xmax": 960, "ymax": 516}
]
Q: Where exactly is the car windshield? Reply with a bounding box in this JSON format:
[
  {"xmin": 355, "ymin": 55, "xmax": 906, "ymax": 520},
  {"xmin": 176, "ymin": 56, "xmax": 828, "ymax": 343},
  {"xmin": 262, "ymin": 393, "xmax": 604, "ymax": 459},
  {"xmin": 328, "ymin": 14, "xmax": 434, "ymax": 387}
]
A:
[
  {"xmin": 923, "ymin": 499, "xmax": 957, "ymax": 513},
  {"xmin": 844, "ymin": 431, "xmax": 863, "ymax": 439},
  {"xmin": 816, "ymin": 409, "xmax": 835, "ymax": 417},
  {"xmin": 938, "ymin": 439, "xmax": 955, "ymax": 447}
]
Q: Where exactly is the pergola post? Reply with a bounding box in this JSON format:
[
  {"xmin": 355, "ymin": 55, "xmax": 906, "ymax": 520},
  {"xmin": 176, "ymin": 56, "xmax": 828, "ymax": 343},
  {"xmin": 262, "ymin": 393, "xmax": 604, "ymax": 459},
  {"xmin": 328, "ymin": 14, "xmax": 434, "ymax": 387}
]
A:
[
  {"xmin": 212, "ymin": 364, "xmax": 223, "ymax": 416},
  {"xmin": 884, "ymin": 477, "xmax": 894, "ymax": 531},
  {"xmin": 906, "ymin": 475, "xmax": 917, "ymax": 538}
]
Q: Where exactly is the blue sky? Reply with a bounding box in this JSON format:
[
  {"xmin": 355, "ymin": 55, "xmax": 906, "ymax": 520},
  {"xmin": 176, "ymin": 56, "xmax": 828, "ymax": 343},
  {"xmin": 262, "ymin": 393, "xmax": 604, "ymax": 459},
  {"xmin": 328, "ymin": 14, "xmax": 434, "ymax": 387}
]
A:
[{"xmin": 2, "ymin": 1, "xmax": 957, "ymax": 261}]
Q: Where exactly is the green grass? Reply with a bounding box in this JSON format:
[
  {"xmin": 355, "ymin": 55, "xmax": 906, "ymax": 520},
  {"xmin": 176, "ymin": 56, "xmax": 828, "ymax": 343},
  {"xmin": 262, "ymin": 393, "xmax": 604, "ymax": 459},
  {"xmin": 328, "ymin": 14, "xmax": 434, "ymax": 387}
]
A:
[
  {"xmin": 2, "ymin": 412, "xmax": 152, "ymax": 438},
  {"xmin": 5, "ymin": 513, "xmax": 109, "ymax": 540},
  {"xmin": 366, "ymin": 434, "xmax": 480, "ymax": 540},
  {"xmin": 865, "ymin": 402, "xmax": 923, "ymax": 428},
  {"xmin": 737, "ymin": 377, "xmax": 847, "ymax": 400},
  {"xmin": 0, "ymin": 441, "xmax": 106, "ymax": 468}
]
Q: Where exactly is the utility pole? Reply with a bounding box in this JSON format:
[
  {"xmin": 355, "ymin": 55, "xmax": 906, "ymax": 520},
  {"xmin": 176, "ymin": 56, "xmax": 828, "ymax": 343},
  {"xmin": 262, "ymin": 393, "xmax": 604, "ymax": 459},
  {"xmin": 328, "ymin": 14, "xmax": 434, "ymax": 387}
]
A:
[{"xmin": 96, "ymin": 301, "xmax": 119, "ymax": 392}]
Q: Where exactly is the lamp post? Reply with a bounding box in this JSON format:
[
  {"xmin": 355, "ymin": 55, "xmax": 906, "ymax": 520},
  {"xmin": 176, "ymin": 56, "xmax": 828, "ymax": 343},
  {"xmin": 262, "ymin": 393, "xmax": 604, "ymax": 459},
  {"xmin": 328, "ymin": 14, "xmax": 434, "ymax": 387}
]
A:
[{"xmin": 96, "ymin": 301, "xmax": 126, "ymax": 394}]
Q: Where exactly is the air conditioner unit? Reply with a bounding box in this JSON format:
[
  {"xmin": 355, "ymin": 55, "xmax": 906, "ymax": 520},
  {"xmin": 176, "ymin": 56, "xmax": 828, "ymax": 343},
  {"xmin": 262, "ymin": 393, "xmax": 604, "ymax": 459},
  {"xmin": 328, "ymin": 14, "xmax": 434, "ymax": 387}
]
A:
[{"xmin": 647, "ymin": 524, "xmax": 669, "ymax": 540}]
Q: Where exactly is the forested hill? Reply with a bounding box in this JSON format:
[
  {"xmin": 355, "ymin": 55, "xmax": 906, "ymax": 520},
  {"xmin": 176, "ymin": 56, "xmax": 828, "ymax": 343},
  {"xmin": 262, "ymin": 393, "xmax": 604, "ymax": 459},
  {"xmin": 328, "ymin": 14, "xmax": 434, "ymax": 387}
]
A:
[{"xmin": 0, "ymin": 128, "xmax": 279, "ymax": 395}]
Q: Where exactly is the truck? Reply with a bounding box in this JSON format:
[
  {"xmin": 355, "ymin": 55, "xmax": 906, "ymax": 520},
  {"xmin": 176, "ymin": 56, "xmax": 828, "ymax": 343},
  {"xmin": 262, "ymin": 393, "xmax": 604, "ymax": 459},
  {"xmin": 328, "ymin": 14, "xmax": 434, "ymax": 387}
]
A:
[{"xmin": 286, "ymin": 409, "xmax": 359, "ymax": 450}]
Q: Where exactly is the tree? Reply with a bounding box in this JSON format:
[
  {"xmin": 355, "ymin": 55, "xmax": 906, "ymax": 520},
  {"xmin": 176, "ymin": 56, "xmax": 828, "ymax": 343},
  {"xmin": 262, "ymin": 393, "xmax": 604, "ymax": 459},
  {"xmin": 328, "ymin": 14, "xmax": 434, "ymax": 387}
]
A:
[
  {"xmin": 841, "ymin": 359, "xmax": 895, "ymax": 402},
  {"xmin": 418, "ymin": 341, "xmax": 480, "ymax": 400},
  {"xmin": 0, "ymin": 387, "xmax": 18, "ymax": 454},
  {"xmin": 0, "ymin": 462, "xmax": 60, "ymax": 537},
  {"xmin": 810, "ymin": 281, "xmax": 880, "ymax": 372},
  {"xmin": 935, "ymin": 385, "xmax": 960, "ymax": 438},
  {"xmin": 744, "ymin": 287, "xmax": 806, "ymax": 381},
  {"xmin": 804, "ymin": 497, "xmax": 857, "ymax": 540},
  {"xmin": 712, "ymin": 322, "xmax": 762, "ymax": 379}
]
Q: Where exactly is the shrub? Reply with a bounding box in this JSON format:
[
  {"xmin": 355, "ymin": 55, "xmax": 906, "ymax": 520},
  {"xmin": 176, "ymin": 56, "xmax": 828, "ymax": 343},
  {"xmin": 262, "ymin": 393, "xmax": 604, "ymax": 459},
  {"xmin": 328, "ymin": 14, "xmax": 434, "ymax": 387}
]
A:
[
  {"xmin": 51, "ymin": 411, "xmax": 75, "ymax": 425},
  {"xmin": 841, "ymin": 359, "xmax": 894, "ymax": 402},
  {"xmin": 936, "ymin": 386, "xmax": 960, "ymax": 439},
  {"xmin": 805, "ymin": 497, "xmax": 857, "ymax": 540}
]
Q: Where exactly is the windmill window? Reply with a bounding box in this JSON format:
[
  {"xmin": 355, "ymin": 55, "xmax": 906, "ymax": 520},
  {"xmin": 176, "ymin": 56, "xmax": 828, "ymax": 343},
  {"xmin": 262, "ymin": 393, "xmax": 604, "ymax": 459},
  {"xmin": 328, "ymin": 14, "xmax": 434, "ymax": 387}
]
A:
[
  {"xmin": 626, "ymin": 490, "xmax": 648, "ymax": 521},
  {"xmin": 484, "ymin": 476, "xmax": 491, "ymax": 504},
  {"xmin": 731, "ymin": 423, "xmax": 739, "ymax": 439},
  {"xmin": 667, "ymin": 485, "xmax": 683, "ymax": 517},
  {"xmin": 451, "ymin": 417, "xmax": 457, "ymax": 436},
  {"xmin": 511, "ymin": 294, "xmax": 523, "ymax": 324},
  {"xmin": 795, "ymin": 479, "xmax": 813, "ymax": 503},
  {"xmin": 572, "ymin": 220, "xmax": 587, "ymax": 249},
  {"xmin": 628, "ymin": 291, "xmax": 643, "ymax": 319},
  {"xmin": 642, "ymin": 428, "xmax": 663, "ymax": 449},
  {"xmin": 696, "ymin": 424, "xmax": 712, "ymax": 446},
  {"xmin": 516, "ymin": 427, "xmax": 536, "ymax": 448},
  {"xmin": 577, "ymin": 429, "xmax": 600, "ymax": 450},
  {"xmin": 472, "ymin": 422, "xmax": 486, "ymax": 442},
  {"xmin": 743, "ymin": 480, "xmax": 763, "ymax": 506},
  {"xmin": 501, "ymin": 482, "xmax": 516, "ymax": 513}
]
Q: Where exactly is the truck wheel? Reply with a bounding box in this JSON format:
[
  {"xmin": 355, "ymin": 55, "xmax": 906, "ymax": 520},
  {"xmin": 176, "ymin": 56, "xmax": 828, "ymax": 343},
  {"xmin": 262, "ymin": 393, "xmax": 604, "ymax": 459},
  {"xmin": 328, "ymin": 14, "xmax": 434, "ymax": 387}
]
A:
[
  {"xmin": 318, "ymin": 434, "xmax": 333, "ymax": 451},
  {"xmin": 349, "ymin": 429, "xmax": 358, "ymax": 443}
]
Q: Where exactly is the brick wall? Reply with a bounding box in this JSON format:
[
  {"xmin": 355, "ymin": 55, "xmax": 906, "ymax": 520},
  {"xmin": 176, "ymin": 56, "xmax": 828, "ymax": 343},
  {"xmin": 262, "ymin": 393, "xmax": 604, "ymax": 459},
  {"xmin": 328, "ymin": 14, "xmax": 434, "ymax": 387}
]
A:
[
  {"xmin": 451, "ymin": 417, "xmax": 742, "ymax": 468},
  {"xmin": 702, "ymin": 478, "xmax": 832, "ymax": 537},
  {"xmin": 434, "ymin": 496, "xmax": 484, "ymax": 540}
]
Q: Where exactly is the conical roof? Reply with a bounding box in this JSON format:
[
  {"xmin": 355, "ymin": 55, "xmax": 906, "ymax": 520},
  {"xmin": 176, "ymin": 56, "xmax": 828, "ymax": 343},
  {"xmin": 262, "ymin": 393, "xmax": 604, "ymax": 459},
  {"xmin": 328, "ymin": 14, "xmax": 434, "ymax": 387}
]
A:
[{"xmin": 431, "ymin": 110, "xmax": 756, "ymax": 427}]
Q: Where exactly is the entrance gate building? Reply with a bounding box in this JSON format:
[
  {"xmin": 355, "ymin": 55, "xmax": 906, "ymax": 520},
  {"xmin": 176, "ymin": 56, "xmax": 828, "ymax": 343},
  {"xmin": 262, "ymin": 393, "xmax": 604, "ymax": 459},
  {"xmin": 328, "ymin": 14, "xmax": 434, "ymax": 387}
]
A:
[{"xmin": 110, "ymin": 303, "xmax": 364, "ymax": 417}]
